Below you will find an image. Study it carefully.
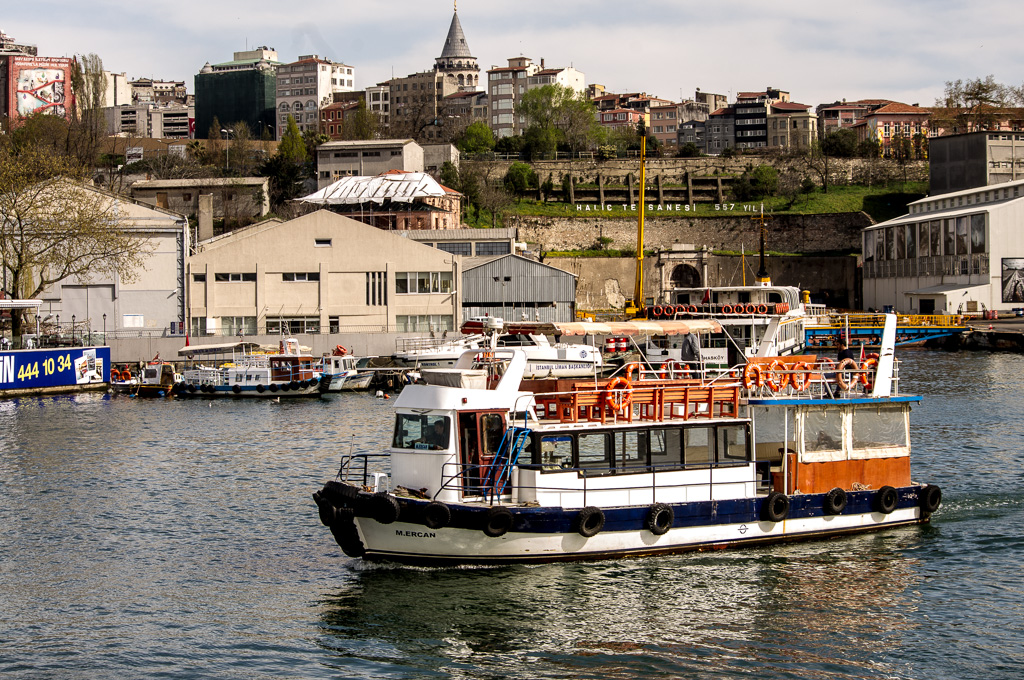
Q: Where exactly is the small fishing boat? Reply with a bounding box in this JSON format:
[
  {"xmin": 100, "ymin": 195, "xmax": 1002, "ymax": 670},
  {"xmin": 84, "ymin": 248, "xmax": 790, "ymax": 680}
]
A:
[
  {"xmin": 174, "ymin": 338, "xmax": 323, "ymax": 398},
  {"xmin": 111, "ymin": 357, "xmax": 179, "ymax": 397},
  {"xmin": 320, "ymin": 346, "xmax": 374, "ymax": 392},
  {"xmin": 313, "ymin": 314, "xmax": 941, "ymax": 565}
]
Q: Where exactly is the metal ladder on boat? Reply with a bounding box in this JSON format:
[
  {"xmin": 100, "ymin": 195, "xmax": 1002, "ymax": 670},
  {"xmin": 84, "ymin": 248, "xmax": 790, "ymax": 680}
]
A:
[{"xmin": 485, "ymin": 427, "xmax": 531, "ymax": 502}]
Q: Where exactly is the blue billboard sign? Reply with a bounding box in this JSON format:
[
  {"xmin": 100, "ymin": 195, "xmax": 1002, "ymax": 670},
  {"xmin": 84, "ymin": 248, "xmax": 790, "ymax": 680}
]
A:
[{"xmin": 0, "ymin": 347, "xmax": 111, "ymax": 391}]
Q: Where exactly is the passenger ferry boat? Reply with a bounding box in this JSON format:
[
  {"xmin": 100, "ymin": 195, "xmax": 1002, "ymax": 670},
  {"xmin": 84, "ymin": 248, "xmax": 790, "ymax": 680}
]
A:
[
  {"xmin": 173, "ymin": 338, "xmax": 323, "ymax": 398},
  {"xmin": 645, "ymin": 284, "xmax": 809, "ymax": 366},
  {"xmin": 313, "ymin": 315, "xmax": 941, "ymax": 565},
  {"xmin": 393, "ymin": 317, "xmax": 604, "ymax": 379}
]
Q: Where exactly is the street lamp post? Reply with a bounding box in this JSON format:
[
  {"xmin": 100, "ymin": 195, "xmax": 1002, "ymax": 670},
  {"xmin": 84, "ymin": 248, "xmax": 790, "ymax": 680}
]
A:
[
  {"xmin": 221, "ymin": 127, "xmax": 234, "ymax": 171},
  {"xmin": 71, "ymin": 315, "xmax": 76, "ymax": 345},
  {"xmin": 103, "ymin": 314, "xmax": 107, "ymax": 343}
]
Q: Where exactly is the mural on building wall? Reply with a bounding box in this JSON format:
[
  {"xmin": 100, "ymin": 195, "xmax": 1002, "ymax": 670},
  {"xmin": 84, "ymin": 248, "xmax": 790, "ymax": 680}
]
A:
[
  {"xmin": 1001, "ymin": 258, "xmax": 1024, "ymax": 303},
  {"xmin": 7, "ymin": 56, "xmax": 73, "ymax": 121}
]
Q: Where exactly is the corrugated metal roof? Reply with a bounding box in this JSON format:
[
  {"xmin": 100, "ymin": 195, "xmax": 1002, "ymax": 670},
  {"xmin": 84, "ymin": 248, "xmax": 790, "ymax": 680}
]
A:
[
  {"xmin": 405, "ymin": 227, "xmax": 515, "ymax": 241},
  {"xmin": 299, "ymin": 172, "xmax": 449, "ymax": 205}
]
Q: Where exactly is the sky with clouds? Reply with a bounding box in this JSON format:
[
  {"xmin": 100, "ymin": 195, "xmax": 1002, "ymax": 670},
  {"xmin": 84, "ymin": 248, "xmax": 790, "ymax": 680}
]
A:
[{"xmin": 4, "ymin": 0, "xmax": 1023, "ymax": 108}]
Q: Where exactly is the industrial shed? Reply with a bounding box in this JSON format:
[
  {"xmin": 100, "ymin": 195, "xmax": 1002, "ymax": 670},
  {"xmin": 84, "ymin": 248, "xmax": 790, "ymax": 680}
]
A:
[{"xmin": 461, "ymin": 255, "xmax": 576, "ymax": 322}]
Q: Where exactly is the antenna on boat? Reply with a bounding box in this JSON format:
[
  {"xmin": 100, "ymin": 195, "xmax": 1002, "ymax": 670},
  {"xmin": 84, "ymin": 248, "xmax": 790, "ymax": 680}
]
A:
[{"xmin": 752, "ymin": 204, "xmax": 772, "ymax": 286}]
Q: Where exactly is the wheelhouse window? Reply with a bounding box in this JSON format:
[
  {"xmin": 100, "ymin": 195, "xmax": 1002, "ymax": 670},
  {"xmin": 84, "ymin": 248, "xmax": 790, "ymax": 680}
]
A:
[
  {"xmin": 804, "ymin": 409, "xmax": 843, "ymax": 452},
  {"xmin": 540, "ymin": 435, "xmax": 573, "ymax": 470},
  {"xmin": 393, "ymin": 414, "xmax": 451, "ymax": 450},
  {"xmin": 852, "ymin": 406, "xmax": 907, "ymax": 450}
]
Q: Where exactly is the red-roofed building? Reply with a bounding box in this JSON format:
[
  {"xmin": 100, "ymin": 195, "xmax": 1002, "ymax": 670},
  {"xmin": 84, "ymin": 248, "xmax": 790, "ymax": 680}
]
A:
[
  {"xmin": 597, "ymin": 108, "xmax": 645, "ymax": 130},
  {"xmin": 858, "ymin": 102, "xmax": 932, "ymax": 158}
]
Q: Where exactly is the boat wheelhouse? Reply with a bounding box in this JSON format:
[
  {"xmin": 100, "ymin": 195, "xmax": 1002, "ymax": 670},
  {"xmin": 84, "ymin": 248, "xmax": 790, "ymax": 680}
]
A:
[{"xmin": 314, "ymin": 315, "xmax": 941, "ymax": 565}]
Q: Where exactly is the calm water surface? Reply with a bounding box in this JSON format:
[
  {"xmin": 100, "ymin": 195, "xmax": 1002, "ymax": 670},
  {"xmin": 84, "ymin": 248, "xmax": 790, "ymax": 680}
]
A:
[{"xmin": 1, "ymin": 351, "xmax": 1022, "ymax": 679}]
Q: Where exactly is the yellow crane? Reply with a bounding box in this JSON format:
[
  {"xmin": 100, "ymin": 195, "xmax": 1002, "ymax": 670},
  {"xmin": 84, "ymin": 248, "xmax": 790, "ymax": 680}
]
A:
[{"xmin": 624, "ymin": 121, "xmax": 647, "ymax": 317}]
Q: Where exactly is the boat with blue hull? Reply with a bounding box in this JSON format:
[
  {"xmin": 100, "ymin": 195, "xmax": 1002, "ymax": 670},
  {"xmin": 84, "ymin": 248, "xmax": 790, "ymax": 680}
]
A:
[{"xmin": 313, "ymin": 315, "xmax": 941, "ymax": 565}]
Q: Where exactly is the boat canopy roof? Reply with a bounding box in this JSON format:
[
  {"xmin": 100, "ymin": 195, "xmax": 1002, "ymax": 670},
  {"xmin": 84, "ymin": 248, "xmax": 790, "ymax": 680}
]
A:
[
  {"xmin": 460, "ymin": 319, "xmax": 721, "ymax": 337},
  {"xmin": 178, "ymin": 341, "xmax": 262, "ymax": 357}
]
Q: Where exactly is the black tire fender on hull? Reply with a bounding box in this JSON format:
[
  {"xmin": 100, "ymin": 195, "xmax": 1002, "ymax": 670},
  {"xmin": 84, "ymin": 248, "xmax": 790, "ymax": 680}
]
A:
[
  {"xmin": 482, "ymin": 506, "xmax": 514, "ymax": 537},
  {"xmin": 919, "ymin": 484, "xmax": 942, "ymax": 516},
  {"xmin": 763, "ymin": 491, "xmax": 790, "ymax": 523},
  {"xmin": 875, "ymin": 485, "xmax": 899, "ymax": 514},
  {"xmin": 574, "ymin": 506, "xmax": 606, "ymax": 537},
  {"xmin": 423, "ymin": 501, "xmax": 451, "ymax": 529},
  {"xmin": 646, "ymin": 503, "xmax": 673, "ymax": 535},
  {"xmin": 823, "ymin": 487, "xmax": 848, "ymax": 515}
]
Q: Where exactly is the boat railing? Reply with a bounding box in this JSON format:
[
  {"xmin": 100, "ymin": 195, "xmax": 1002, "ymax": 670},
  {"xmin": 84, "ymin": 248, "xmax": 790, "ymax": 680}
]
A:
[
  {"xmin": 396, "ymin": 334, "xmax": 478, "ymax": 353},
  {"xmin": 337, "ymin": 451, "xmax": 392, "ymax": 489},
  {"xmin": 532, "ymin": 378, "xmax": 742, "ymax": 426},
  {"xmin": 738, "ymin": 358, "xmax": 900, "ymax": 399},
  {"xmin": 433, "ymin": 459, "xmax": 762, "ymax": 507},
  {"xmin": 812, "ymin": 312, "xmax": 965, "ymax": 328}
]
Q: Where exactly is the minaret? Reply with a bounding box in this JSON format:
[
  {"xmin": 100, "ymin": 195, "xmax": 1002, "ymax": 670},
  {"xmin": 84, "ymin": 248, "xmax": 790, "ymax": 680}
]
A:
[{"xmin": 434, "ymin": 3, "xmax": 479, "ymax": 91}]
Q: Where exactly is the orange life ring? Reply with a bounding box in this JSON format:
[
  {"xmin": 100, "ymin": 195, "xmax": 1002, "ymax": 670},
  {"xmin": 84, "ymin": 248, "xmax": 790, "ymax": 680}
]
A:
[
  {"xmin": 623, "ymin": 362, "xmax": 643, "ymax": 382},
  {"xmin": 604, "ymin": 376, "xmax": 633, "ymax": 412},
  {"xmin": 659, "ymin": 360, "xmax": 689, "ymax": 380},
  {"xmin": 721, "ymin": 304, "xmax": 734, "ymax": 315},
  {"xmin": 764, "ymin": 360, "xmax": 789, "ymax": 392},
  {"xmin": 333, "ymin": 344, "xmax": 348, "ymax": 356},
  {"xmin": 756, "ymin": 304, "xmax": 768, "ymax": 315},
  {"xmin": 110, "ymin": 369, "xmax": 121, "ymax": 382},
  {"xmin": 859, "ymin": 358, "xmax": 879, "ymax": 385},
  {"xmin": 745, "ymin": 304, "xmax": 757, "ymax": 315},
  {"xmin": 790, "ymin": 361, "xmax": 811, "ymax": 391},
  {"xmin": 121, "ymin": 370, "xmax": 132, "ymax": 381},
  {"xmin": 742, "ymin": 363, "xmax": 764, "ymax": 389},
  {"xmin": 834, "ymin": 358, "xmax": 858, "ymax": 390},
  {"xmin": 653, "ymin": 305, "xmax": 664, "ymax": 317}
]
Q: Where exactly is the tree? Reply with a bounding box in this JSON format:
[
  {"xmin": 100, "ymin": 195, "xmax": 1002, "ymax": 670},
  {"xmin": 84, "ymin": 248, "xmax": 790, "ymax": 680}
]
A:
[
  {"xmin": 67, "ymin": 53, "xmax": 107, "ymax": 166},
  {"xmin": 676, "ymin": 142, "xmax": 701, "ymax": 158},
  {"xmin": 257, "ymin": 153, "xmax": 307, "ymax": 211},
  {"xmin": 822, "ymin": 128, "xmax": 857, "ymax": 158},
  {"xmin": 933, "ymin": 75, "xmax": 1013, "ymax": 134},
  {"xmin": 342, "ymin": 99, "xmax": 380, "ymax": 141},
  {"xmin": 228, "ymin": 121, "xmax": 254, "ymax": 175},
  {"xmin": 518, "ymin": 84, "xmax": 602, "ymax": 157},
  {"xmin": 439, "ymin": 161, "xmax": 460, "ymax": 190},
  {"xmin": 503, "ymin": 161, "xmax": 537, "ymax": 197},
  {"xmin": 456, "ymin": 121, "xmax": 495, "ymax": 154},
  {"xmin": 0, "ymin": 148, "xmax": 151, "ymax": 338},
  {"xmin": 732, "ymin": 164, "xmax": 778, "ymax": 201},
  {"xmin": 278, "ymin": 116, "xmax": 307, "ymax": 165}
]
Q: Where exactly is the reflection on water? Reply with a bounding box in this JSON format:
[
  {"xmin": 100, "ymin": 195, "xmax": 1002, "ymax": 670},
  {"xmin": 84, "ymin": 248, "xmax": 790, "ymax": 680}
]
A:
[{"xmin": 1, "ymin": 354, "xmax": 1022, "ymax": 679}]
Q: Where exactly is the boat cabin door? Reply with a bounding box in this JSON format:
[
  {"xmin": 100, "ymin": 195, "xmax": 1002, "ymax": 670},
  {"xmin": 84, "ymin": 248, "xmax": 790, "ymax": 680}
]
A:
[{"xmin": 458, "ymin": 411, "xmax": 506, "ymax": 495}]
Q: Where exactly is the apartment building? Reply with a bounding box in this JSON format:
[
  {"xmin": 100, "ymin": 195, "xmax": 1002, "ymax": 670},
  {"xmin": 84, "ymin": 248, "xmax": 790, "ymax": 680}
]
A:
[
  {"xmin": 854, "ymin": 102, "xmax": 931, "ymax": 158},
  {"xmin": 366, "ymin": 84, "xmax": 390, "ymax": 127},
  {"xmin": 767, "ymin": 102, "xmax": 817, "ymax": 151},
  {"xmin": 104, "ymin": 102, "xmax": 194, "ymax": 138},
  {"xmin": 194, "ymin": 47, "xmax": 280, "ymax": 139},
  {"xmin": 734, "ymin": 88, "xmax": 790, "ymax": 150},
  {"xmin": 486, "ymin": 57, "xmax": 586, "ymax": 138},
  {"xmin": 130, "ymin": 79, "xmax": 189, "ymax": 105},
  {"xmin": 275, "ymin": 55, "xmax": 355, "ymax": 139},
  {"xmin": 705, "ymin": 107, "xmax": 736, "ymax": 155}
]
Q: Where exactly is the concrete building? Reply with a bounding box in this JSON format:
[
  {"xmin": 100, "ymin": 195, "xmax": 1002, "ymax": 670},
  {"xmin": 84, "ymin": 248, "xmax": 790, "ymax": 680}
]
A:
[
  {"xmin": 695, "ymin": 89, "xmax": 727, "ymax": 114},
  {"xmin": 365, "ymin": 84, "xmax": 391, "ymax": 126},
  {"xmin": 863, "ymin": 179, "xmax": 1024, "ymax": 314},
  {"xmin": 441, "ymin": 89, "xmax": 488, "ymax": 132},
  {"xmin": 186, "ymin": 210, "xmax": 461, "ymax": 336},
  {"xmin": 104, "ymin": 102, "xmax": 194, "ymax": 138},
  {"xmin": 705, "ymin": 107, "xmax": 736, "ymax": 154},
  {"xmin": 101, "ymin": 71, "xmax": 131, "ymax": 107},
  {"xmin": 315, "ymin": 139, "xmax": 424, "ymax": 187},
  {"xmin": 767, "ymin": 102, "xmax": 817, "ymax": 152},
  {"xmin": 677, "ymin": 119, "xmax": 706, "ymax": 150},
  {"xmin": 929, "ymin": 131, "xmax": 1024, "ymax": 194},
  {"xmin": 486, "ymin": 57, "xmax": 539, "ymax": 138},
  {"xmin": 422, "ymin": 143, "xmax": 459, "ymax": 176},
  {"xmin": 194, "ymin": 47, "xmax": 280, "ymax": 139},
  {"xmin": 650, "ymin": 103, "xmax": 680, "ymax": 148},
  {"xmin": 130, "ymin": 177, "xmax": 271, "ymax": 224},
  {"xmin": 31, "ymin": 182, "xmax": 189, "ymax": 338},
  {"xmin": 130, "ymin": 78, "xmax": 188, "ymax": 105},
  {"xmin": 733, "ymin": 88, "xmax": 789, "ymax": 151},
  {"xmin": 597, "ymin": 108, "xmax": 645, "ymax": 131},
  {"xmin": 816, "ymin": 101, "xmax": 875, "ymax": 139},
  {"xmin": 275, "ymin": 55, "xmax": 355, "ymax": 139}
]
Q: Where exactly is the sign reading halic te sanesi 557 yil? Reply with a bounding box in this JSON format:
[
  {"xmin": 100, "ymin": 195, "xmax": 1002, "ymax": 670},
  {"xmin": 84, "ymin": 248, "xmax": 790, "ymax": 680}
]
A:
[{"xmin": 0, "ymin": 347, "xmax": 110, "ymax": 390}]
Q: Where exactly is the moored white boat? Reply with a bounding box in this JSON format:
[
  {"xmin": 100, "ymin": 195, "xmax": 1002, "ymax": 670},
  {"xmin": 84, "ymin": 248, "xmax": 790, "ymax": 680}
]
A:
[
  {"xmin": 173, "ymin": 338, "xmax": 323, "ymax": 398},
  {"xmin": 393, "ymin": 317, "xmax": 604, "ymax": 379},
  {"xmin": 320, "ymin": 347, "xmax": 374, "ymax": 392},
  {"xmin": 313, "ymin": 314, "xmax": 941, "ymax": 566}
]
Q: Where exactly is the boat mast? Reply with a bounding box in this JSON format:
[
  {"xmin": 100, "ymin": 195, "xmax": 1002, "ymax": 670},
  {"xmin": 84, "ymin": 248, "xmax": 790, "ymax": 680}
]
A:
[{"xmin": 752, "ymin": 204, "xmax": 772, "ymax": 286}]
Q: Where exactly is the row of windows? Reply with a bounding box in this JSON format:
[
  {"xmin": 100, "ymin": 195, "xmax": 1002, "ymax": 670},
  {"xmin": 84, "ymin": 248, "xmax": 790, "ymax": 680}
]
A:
[
  {"xmin": 864, "ymin": 215, "xmax": 986, "ymax": 262},
  {"xmin": 366, "ymin": 272, "xmax": 387, "ymax": 307},
  {"xmin": 192, "ymin": 272, "xmax": 318, "ymax": 282},
  {"xmin": 534, "ymin": 424, "xmax": 749, "ymax": 474},
  {"xmin": 279, "ymin": 100, "xmax": 318, "ymax": 111},
  {"xmin": 912, "ymin": 184, "xmax": 1021, "ymax": 215},
  {"xmin": 396, "ymin": 314, "xmax": 454, "ymax": 332},
  {"xmin": 190, "ymin": 316, "xmax": 352, "ymax": 337},
  {"xmin": 395, "ymin": 271, "xmax": 453, "ymax": 294}
]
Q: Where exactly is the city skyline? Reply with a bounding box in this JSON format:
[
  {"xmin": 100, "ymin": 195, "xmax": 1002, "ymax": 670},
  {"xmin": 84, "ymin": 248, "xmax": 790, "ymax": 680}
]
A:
[{"xmin": 4, "ymin": 0, "xmax": 1023, "ymax": 108}]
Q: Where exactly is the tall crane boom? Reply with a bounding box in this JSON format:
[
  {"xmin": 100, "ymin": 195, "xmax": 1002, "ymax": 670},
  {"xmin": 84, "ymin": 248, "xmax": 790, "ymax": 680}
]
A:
[{"xmin": 625, "ymin": 122, "xmax": 647, "ymax": 317}]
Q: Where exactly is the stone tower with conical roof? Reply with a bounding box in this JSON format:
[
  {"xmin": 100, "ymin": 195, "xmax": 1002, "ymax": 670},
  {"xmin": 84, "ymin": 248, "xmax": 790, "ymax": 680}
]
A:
[{"xmin": 434, "ymin": 5, "xmax": 479, "ymax": 91}]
